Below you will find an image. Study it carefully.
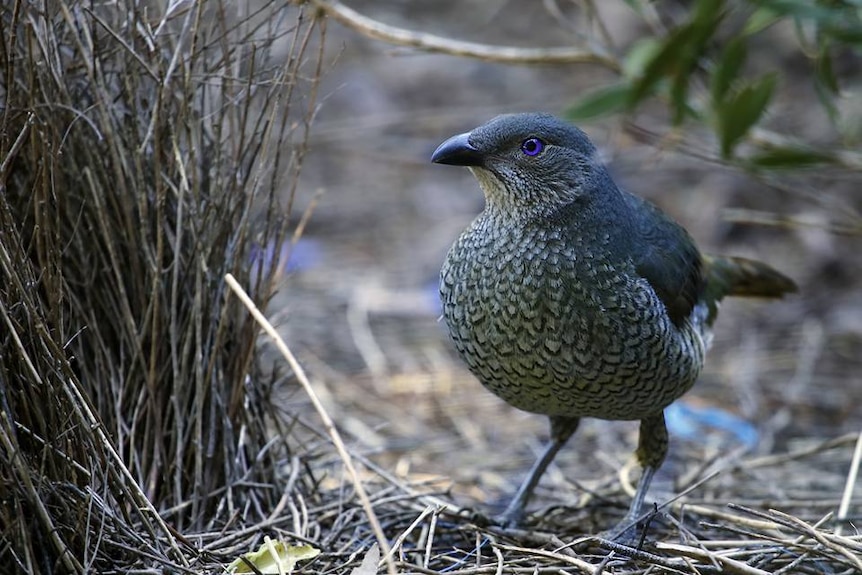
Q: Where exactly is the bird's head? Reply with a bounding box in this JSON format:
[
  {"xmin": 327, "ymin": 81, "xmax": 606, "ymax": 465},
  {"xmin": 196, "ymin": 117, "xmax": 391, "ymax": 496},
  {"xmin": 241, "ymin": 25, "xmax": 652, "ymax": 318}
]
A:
[{"xmin": 431, "ymin": 113, "xmax": 614, "ymax": 221}]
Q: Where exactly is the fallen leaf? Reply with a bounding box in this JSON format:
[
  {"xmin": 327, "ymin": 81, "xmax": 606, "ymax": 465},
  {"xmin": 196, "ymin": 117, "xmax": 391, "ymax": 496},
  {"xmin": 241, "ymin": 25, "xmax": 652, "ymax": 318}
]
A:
[
  {"xmin": 227, "ymin": 538, "xmax": 320, "ymax": 574},
  {"xmin": 349, "ymin": 544, "xmax": 380, "ymax": 575}
]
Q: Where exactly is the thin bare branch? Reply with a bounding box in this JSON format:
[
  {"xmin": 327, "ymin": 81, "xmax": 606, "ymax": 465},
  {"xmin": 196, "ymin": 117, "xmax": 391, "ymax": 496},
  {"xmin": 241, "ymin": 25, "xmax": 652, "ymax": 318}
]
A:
[{"xmin": 309, "ymin": 0, "xmax": 620, "ymax": 69}]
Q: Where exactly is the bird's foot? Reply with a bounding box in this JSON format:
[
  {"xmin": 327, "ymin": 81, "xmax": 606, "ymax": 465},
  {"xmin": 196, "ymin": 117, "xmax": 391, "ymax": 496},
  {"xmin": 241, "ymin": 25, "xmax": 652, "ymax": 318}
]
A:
[
  {"xmin": 489, "ymin": 494, "xmax": 532, "ymax": 529},
  {"xmin": 445, "ymin": 501, "xmax": 528, "ymax": 530},
  {"xmin": 492, "ymin": 507, "xmax": 525, "ymax": 529},
  {"xmin": 445, "ymin": 505, "xmax": 496, "ymax": 528},
  {"xmin": 599, "ymin": 521, "xmax": 642, "ymax": 547},
  {"xmin": 599, "ymin": 504, "xmax": 663, "ymax": 548}
]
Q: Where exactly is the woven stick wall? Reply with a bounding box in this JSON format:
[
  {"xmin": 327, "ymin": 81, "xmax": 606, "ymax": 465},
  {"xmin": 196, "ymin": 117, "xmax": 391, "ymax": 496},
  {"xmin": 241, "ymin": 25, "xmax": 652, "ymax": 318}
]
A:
[{"xmin": 0, "ymin": 2, "xmax": 325, "ymax": 572}]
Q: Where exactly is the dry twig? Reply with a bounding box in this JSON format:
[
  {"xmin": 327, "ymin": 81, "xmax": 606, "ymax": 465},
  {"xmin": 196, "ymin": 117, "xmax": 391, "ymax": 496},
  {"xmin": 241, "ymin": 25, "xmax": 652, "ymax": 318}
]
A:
[{"xmin": 308, "ymin": 0, "xmax": 619, "ymax": 68}]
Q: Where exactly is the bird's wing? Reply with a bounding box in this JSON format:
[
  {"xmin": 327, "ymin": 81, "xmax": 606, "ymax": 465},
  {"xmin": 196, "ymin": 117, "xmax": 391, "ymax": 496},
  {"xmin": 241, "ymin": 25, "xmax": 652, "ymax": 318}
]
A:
[{"xmin": 623, "ymin": 192, "xmax": 705, "ymax": 327}]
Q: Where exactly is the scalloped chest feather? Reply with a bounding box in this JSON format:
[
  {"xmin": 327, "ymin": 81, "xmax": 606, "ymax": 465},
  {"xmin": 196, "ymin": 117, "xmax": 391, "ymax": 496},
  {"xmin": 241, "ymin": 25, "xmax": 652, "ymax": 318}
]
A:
[{"xmin": 439, "ymin": 212, "xmax": 709, "ymax": 421}]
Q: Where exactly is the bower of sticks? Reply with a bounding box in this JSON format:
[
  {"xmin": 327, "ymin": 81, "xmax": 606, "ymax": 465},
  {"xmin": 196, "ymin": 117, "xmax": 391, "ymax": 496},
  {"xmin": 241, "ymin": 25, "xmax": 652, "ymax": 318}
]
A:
[{"xmin": 1, "ymin": 1, "xmax": 860, "ymax": 574}]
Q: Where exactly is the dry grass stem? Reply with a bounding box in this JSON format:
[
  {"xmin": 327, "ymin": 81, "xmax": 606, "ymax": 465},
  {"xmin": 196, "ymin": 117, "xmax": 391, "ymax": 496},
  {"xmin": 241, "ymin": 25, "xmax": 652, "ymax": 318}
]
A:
[
  {"xmin": 836, "ymin": 431, "xmax": 862, "ymax": 536},
  {"xmin": 224, "ymin": 273, "xmax": 397, "ymax": 575}
]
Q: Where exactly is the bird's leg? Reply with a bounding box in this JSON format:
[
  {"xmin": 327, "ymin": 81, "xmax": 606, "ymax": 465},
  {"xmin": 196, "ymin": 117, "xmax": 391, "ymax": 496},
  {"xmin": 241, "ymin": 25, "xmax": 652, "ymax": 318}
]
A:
[
  {"xmin": 497, "ymin": 415, "xmax": 580, "ymax": 527},
  {"xmin": 605, "ymin": 411, "xmax": 668, "ymax": 541}
]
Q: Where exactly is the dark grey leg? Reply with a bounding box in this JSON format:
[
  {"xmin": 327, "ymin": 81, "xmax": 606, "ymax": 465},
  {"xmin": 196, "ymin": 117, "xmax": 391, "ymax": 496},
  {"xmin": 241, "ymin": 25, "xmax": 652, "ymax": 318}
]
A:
[
  {"xmin": 497, "ymin": 415, "xmax": 580, "ymax": 526},
  {"xmin": 605, "ymin": 411, "xmax": 667, "ymax": 540}
]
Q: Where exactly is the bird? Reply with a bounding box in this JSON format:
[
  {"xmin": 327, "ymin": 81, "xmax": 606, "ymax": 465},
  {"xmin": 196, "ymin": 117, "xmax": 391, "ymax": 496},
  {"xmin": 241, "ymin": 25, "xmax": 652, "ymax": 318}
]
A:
[{"xmin": 430, "ymin": 113, "xmax": 797, "ymax": 538}]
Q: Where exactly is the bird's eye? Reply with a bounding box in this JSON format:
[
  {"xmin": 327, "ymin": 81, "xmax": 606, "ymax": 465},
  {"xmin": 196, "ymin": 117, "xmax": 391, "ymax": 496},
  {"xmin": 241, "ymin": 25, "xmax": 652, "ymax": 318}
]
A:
[{"xmin": 520, "ymin": 137, "xmax": 545, "ymax": 157}]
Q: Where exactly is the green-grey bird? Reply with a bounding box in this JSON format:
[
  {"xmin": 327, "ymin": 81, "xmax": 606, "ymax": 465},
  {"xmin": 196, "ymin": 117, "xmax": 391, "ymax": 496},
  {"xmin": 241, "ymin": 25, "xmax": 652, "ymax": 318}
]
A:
[{"xmin": 431, "ymin": 113, "xmax": 796, "ymax": 537}]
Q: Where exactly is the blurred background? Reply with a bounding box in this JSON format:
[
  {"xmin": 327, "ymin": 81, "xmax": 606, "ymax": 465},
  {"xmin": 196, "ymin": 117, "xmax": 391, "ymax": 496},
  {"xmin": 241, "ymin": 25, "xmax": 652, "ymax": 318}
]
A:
[{"xmin": 273, "ymin": 0, "xmax": 861, "ymax": 517}]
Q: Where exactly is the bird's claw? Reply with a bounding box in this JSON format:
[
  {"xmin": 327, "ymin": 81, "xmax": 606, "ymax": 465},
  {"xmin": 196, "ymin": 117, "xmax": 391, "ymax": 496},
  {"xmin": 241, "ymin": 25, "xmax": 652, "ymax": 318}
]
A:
[
  {"xmin": 600, "ymin": 506, "xmax": 665, "ymax": 548},
  {"xmin": 599, "ymin": 521, "xmax": 643, "ymax": 547},
  {"xmin": 492, "ymin": 509, "xmax": 525, "ymax": 529}
]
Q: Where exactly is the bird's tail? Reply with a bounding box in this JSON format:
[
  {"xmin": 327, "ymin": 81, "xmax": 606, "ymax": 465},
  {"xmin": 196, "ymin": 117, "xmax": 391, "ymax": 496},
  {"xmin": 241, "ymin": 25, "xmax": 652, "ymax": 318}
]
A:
[{"xmin": 702, "ymin": 254, "xmax": 797, "ymax": 323}]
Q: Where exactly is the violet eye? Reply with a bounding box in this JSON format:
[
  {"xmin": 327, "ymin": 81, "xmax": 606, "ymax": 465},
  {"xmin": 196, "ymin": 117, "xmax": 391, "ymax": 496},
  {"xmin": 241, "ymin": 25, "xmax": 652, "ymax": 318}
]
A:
[{"xmin": 520, "ymin": 137, "xmax": 544, "ymax": 156}]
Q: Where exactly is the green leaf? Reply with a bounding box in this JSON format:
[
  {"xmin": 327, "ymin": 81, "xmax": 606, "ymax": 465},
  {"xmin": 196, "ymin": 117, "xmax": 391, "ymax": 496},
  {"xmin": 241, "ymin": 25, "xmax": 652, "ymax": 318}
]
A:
[
  {"xmin": 622, "ymin": 38, "xmax": 664, "ymax": 80},
  {"xmin": 621, "ymin": 0, "xmax": 646, "ymax": 16},
  {"xmin": 670, "ymin": 70, "xmax": 692, "ymax": 125},
  {"xmin": 756, "ymin": 0, "xmax": 839, "ymax": 22},
  {"xmin": 565, "ymin": 83, "xmax": 632, "ymax": 122},
  {"xmin": 815, "ymin": 47, "xmax": 839, "ymax": 94},
  {"xmin": 821, "ymin": 24, "xmax": 862, "ymax": 46},
  {"xmin": 691, "ymin": 0, "xmax": 724, "ymax": 28},
  {"xmin": 755, "ymin": 0, "xmax": 862, "ymax": 45},
  {"xmin": 717, "ymin": 73, "xmax": 778, "ymax": 158},
  {"xmin": 814, "ymin": 47, "xmax": 840, "ymax": 123},
  {"xmin": 635, "ymin": 0, "xmax": 725, "ymax": 114},
  {"xmin": 747, "ymin": 146, "xmax": 838, "ymax": 168},
  {"xmin": 743, "ymin": 7, "xmax": 782, "ymax": 35},
  {"xmin": 628, "ymin": 30, "xmax": 688, "ymax": 105},
  {"xmin": 710, "ymin": 38, "xmax": 748, "ymax": 106}
]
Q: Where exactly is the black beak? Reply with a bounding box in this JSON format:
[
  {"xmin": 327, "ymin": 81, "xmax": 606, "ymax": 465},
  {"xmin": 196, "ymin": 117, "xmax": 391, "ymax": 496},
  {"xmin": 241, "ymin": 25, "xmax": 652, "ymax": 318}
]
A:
[{"xmin": 431, "ymin": 132, "xmax": 483, "ymax": 167}]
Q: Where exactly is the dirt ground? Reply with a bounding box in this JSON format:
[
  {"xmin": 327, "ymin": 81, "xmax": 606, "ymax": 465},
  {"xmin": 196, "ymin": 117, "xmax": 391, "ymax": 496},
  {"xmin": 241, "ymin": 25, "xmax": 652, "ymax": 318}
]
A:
[{"xmin": 270, "ymin": 1, "xmax": 862, "ymax": 531}]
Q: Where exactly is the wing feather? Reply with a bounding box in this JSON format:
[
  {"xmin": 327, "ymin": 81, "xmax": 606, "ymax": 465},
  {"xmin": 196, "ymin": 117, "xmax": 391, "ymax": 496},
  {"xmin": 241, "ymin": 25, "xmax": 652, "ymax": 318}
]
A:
[{"xmin": 623, "ymin": 193, "xmax": 705, "ymax": 326}]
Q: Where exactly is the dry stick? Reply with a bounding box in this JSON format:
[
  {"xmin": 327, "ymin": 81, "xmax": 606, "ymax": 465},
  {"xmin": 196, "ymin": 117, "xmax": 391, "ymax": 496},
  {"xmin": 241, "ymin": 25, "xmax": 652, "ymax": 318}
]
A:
[
  {"xmin": 683, "ymin": 505, "xmax": 781, "ymax": 532},
  {"xmin": 490, "ymin": 541, "xmax": 505, "ymax": 575},
  {"xmin": 722, "ymin": 208, "xmax": 862, "ymax": 236},
  {"xmin": 309, "ymin": 0, "xmax": 619, "ymax": 68},
  {"xmin": 655, "ymin": 542, "xmax": 772, "ymax": 575},
  {"xmin": 423, "ymin": 508, "xmax": 439, "ymax": 570},
  {"xmin": 381, "ymin": 505, "xmax": 436, "ymax": 567},
  {"xmin": 594, "ymin": 539, "xmax": 702, "ymax": 572},
  {"xmin": 0, "ymin": 405, "xmax": 82, "ymax": 574},
  {"xmin": 735, "ymin": 432, "xmax": 858, "ymax": 471},
  {"xmin": 769, "ymin": 509, "xmax": 862, "ymax": 569},
  {"xmin": 61, "ymin": 373, "xmax": 190, "ymax": 564},
  {"xmin": 724, "ymin": 504, "xmax": 862, "ymax": 565},
  {"xmin": 0, "ymin": 112, "xmax": 33, "ymax": 177},
  {"xmin": 397, "ymin": 564, "xmax": 565, "ymax": 575},
  {"xmin": 494, "ymin": 543, "xmax": 600, "ymax": 574},
  {"xmin": 291, "ymin": 189, "xmax": 323, "ymax": 246},
  {"xmin": 0, "ymin": 279, "xmax": 184, "ymax": 570},
  {"xmin": 835, "ymin": 430, "xmax": 862, "ymax": 536},
  {"xmin": 696, "ymin": 539, "xmax": 793, "ymax": 548},
  {"xmin": 224, "ymin": 273, "xmax": 396, "ymax": 575}
]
